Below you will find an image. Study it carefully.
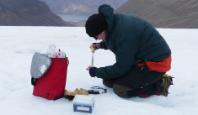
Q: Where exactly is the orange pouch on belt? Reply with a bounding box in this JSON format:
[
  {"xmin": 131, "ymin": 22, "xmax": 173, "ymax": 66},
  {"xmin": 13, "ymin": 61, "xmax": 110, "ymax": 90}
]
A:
[{"xmin": 145, "ymin": 56, "xmax": 171, "ymax": 73}]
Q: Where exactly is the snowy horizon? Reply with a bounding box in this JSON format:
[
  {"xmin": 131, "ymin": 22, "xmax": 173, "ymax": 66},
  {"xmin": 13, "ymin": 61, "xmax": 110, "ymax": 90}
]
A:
[{"xmin": 0, "ymin": 26, "xmax": 197, "ymax": 115}]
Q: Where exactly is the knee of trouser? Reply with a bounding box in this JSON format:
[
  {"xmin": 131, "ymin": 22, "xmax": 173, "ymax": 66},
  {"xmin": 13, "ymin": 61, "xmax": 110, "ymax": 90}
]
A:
[
  {"xmin": 103, "ymin": 79, "xmax": 115, "ymax": 88},
  {"xmin": 113, "ymin": 84, "xmax": 134, "ymax": 98}
]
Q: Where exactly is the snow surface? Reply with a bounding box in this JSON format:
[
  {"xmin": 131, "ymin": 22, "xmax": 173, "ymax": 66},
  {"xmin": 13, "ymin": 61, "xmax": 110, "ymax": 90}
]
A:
[{"xmin": 0, "ymin": 26, "xmax": 197, "ymax": 115}]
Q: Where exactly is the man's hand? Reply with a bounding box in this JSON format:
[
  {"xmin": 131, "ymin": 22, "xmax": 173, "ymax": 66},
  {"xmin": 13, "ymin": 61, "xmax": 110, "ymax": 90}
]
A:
[
  {"xmin": 87, "ymin": 66, "xmax": 97, "ymax": 77},
  {"xmin": 90, "ymin": 43, "xmax": 100, "ymax": 52}
]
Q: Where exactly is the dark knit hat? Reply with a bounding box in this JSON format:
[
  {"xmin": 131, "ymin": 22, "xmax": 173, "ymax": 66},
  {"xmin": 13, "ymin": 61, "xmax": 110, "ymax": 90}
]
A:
[{"xmin": 85, "ymin": 14, "xmax": 107, "ymax": 37}]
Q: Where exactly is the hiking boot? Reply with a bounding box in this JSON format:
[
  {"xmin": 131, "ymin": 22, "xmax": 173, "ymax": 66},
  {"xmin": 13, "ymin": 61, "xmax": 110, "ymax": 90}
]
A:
[
  {"xmin": 159, "ymin": 74, "xmax": 174, "ymax": 96},
  {"xmin": 113, "ymin": 84, "xmax": 133, "ymax": 98}
]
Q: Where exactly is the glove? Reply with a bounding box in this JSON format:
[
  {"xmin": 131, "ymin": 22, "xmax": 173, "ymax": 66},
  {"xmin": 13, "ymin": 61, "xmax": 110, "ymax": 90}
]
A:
[
  {"xmin": 64, "ymin": 88, "xmax": 89, "ymax": 100},
  {"xmin": 88, "ymin": 67, "xmax": 97, "ymax": 77},
  {"xmin": 90, "ymin": 43, "xmax": 100, "ymax": 52}
]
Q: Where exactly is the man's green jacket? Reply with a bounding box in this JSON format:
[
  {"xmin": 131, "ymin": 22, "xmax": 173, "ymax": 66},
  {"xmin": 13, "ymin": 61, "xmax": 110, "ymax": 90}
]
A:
[{"xmin": 95, "ymin": 4, "xmax": 171, "ymax": 79}]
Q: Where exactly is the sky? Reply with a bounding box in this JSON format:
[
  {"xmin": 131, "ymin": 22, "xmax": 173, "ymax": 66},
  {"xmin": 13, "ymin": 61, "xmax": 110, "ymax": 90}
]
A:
[{"xmin": 0, "ymin": 27, "xmax": 197, "ymax": 115}]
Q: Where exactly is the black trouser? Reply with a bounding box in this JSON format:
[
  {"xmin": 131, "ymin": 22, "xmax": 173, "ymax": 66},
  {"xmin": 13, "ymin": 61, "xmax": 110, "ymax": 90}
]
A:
[{"xmin": 103, "ymin": 65, "xmax": 164, "ymax": 98}]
